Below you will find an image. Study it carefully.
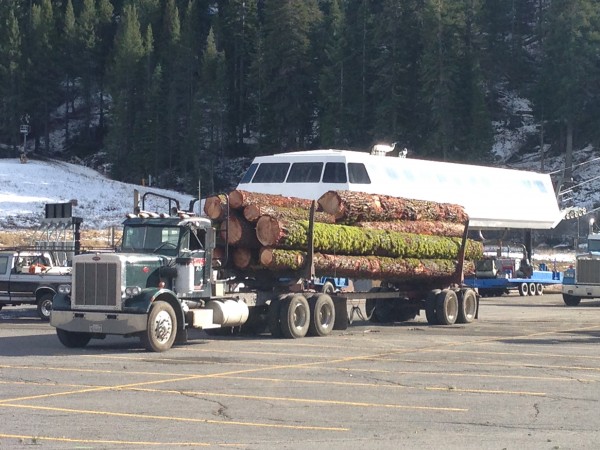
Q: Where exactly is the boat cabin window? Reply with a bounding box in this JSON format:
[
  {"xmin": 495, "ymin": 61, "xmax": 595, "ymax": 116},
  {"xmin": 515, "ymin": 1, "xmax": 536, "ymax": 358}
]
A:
[
  {"xmin": 252, "ymin": 163, "xmax": 290, "ymax": 183},
  {"xmin": 240, "ymin": 163, "xmax": 258, "ymax": 183},
  {"xmin": 286, "ymin": 162, "xmax": 324, "ymax": 183},
  {"xmin": 322, "ymin": 162, "xmax": 347, "ymax": 183},
  {"xmin": 348, "ymin": 163, "xmax": 371, "ymax": 184}
]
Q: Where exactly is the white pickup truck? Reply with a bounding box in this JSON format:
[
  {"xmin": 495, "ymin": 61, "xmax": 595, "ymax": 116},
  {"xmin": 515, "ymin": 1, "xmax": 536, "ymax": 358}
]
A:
[{"xmin": 0, "ymin": 250, "xmax": 72, "ymax": 320}]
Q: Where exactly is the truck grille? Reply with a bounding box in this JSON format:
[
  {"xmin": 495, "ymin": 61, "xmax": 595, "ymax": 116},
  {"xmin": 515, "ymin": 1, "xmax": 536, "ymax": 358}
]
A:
[
  {"xmin": 577, "ymin": 259, "xmax": 600, "ymax": 284},
  {"xmin": 72, "ymin": 255, "xmax": 121, "ymax": 309}
]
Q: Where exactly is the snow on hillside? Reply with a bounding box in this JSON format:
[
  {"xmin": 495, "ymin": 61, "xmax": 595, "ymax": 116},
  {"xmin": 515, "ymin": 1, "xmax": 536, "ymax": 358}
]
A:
[{"xmin": 0, "ymin": 158, "xmax": 195, "ymax": 229}]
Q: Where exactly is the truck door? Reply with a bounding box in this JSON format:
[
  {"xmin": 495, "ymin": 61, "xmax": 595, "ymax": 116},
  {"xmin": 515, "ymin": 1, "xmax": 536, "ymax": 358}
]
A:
[
  {"xmin": 7, "ymin": 255, "xmax": 38, "ymax": 302},
  {"xmin": 0, "ymin": 255, "xmax": 10, "ymax": 302}
]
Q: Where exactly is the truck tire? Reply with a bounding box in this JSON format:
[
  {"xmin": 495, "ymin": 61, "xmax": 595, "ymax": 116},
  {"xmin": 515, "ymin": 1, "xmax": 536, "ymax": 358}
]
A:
[
  {"xmin": 268, "ymin": 295, "xmax": 285, "ymax": 338},
  {"xmin": 457, "ymin": 289, "xmax": 477, "ymax": 324},
  {"xmin": 37, "ymin": 293, "xmax": 53, "ymax": 321},
  {"xmin": 563, "ymin": 294, "xmax": 581, "ymax": 306},
  {"xmin": 435, "ymin": 289, "xmax": 458, "ymax": 325},
  {"xmin": 142, "ymin": 301, "xmax": 177, "ymax": 352},
  {"xmin": 528, "ymin": 283, "xmax": 536, "ymax": 296},
  {"xmin": 535, "ymin": 283, "xmax": 544, "ymax": 296},
  {"xmin": 56, "ymin": 329, "xmax": 91, "ymax": 348},
  {"xmin": 425, "ymin": 289, "xmax": 441, "ymax": 325},
  {"xmin": 307, "ymin": 294, "xmax": 335, "ymax": 337},
  {"xmin": 518, "ymin": 282, "xmax": 529, "ymax": 296},
  {"xmin": 279, "ymin": 294, "xmax": 310, "ymax": 339}
]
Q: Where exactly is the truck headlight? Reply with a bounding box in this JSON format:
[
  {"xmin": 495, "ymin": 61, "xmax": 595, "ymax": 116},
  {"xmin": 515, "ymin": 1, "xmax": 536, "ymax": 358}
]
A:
[
  {"xmin": 125, "ymin": 286, "xmax": 142, "ymax": 297},
  {"xmin": 58, "ymin": 284, "xmax": 71, "ymax": 294}
]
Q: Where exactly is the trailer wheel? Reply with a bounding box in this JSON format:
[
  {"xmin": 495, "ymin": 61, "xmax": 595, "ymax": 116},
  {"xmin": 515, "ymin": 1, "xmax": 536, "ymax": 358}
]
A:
[
  {"xmin": 142, "ymin": 301, "xmax": 176, "ymax": 352},
  {"xmin": 435, "ymin": 290, "xmax": 458, "ymax": 325},
  {"xmin": 535, "ymin": 283, "xmax": 544, "ymax": 296},
  {"xmin": 563, "ymin": 294, "xmax": 581, "ymax": 306},
  {"xmin": 37, "ymin": 293, "xmax": 53, "ymax": 321},
  {"xmin": 457, "ymin": 289, "xmax": 477, "ymax": 324},
  {"xmin": 307, "ymin": 294, "xmax": 335, "ymax": 337},
  {"xmin": 56, "ymin": 328, "xmax": 91, "ymax": 348},
  {"xmin": 425, "ymin": 289, "xmax": 441, "ymax": 325},
  {"xmin": 268, "ymin": 295, "xmax": 286, "ymax": 337},
  {"xmin": 279, "ymin": 294, "xmax": 310, "ymax": 339},
  {"xmin": 528, "ymin": 283, "xmax": 536, "ymax": 296},
  {"xmin": 518, "ymin": 282, "xmax": 529, "ymax": 296}
]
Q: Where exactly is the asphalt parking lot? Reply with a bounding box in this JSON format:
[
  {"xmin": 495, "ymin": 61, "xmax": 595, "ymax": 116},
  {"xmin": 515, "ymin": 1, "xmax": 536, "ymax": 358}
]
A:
[{"xmin": 1, "ymin": 292, "xmax": 600, "ymax": 449}]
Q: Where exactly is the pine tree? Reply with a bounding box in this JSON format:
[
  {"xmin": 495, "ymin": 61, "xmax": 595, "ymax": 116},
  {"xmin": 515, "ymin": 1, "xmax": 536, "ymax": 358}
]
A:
[
  {"xmin": 539, "ymin": 0, "xmax": 600, "ymax": 179},
  {"xmin": 106, "ymin": 3, "xmax": 145, "ymax": 181},
  {"xmin": 0, "ymin": 3, "xmax": 22, "ymax": 149},
  {"xmin": 316, "ymin": 0, "xmax": 345, "ymax": 147},
  {"xmin": 369, "ymin": 0, "xmax": 424, "ymax": 149},
  {"xmin": 219, "ymin": 0, "xmax": 259, "ymax": 149},
  {"xmin": 257, "ymin": 0, "xmax": 323, "ymax": 149},
  {"xmin": 25, "ymin": 0, "xmax": 59, "ymax": 153}
]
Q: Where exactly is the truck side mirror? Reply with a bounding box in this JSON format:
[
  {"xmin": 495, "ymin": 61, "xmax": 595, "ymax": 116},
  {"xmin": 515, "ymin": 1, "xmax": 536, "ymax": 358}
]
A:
[{"xmin": 206, "ymin": 228, "xmax": 216, "ymax": 250}]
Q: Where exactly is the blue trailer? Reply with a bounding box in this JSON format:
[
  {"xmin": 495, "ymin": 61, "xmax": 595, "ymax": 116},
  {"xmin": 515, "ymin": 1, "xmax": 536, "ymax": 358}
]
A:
[{"xmin": 464, "ymin": 258, "xmax": 562, "ymax": 297}]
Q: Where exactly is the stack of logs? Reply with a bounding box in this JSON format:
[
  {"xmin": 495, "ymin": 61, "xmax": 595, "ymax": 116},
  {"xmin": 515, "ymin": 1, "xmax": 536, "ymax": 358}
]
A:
[{"xmin": 203, "ymin": 190, "xmax": 482, "ymax": 284}]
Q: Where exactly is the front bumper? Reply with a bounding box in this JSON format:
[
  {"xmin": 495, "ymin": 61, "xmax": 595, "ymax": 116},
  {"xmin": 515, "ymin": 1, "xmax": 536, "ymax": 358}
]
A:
[
  {"xmin": 561, "ymin": 284, "xmax": 600, "ymax": 299},
  {"xmin": 50, "ymin": 310, "xmax": 147, "ymax": 335}
]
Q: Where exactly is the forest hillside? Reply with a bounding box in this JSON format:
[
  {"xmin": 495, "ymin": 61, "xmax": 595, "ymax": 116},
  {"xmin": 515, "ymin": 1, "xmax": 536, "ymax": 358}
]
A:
[{"xmin": 1, "ymin": 0, "xmax": 599, "ymax": 207}]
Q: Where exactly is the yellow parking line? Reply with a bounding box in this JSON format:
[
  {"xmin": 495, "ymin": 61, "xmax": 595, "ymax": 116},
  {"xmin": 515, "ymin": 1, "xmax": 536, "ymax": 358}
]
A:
[
  {"xmin": 427, "ymin": 348, "xmax": 600, "ymax": 361},
  {"xmin": 109, "ymin": 388, "xmax": 469, "ymax": 412},
  {"xmin": 0, "ymin": 403, "xmax": 349, "ymax": 431},
  {"xmin": 0, "ymin": 433, "xmax": 210, "ymax": 447}
]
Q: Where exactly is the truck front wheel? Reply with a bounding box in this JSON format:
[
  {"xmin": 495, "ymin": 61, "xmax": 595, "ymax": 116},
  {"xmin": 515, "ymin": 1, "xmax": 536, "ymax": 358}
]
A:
[
  {"xmin": 56, "ymin": 329, "xmax": 91, "ymax": 348},
  {"xmin": 142, "ymin": 301, "xmax": 177, "ymax": 352},
  {"xmin": 563, "ymin": 294, "xmax": 581, "ymax": 307},
  {"xmin": 37, "ymin": 293, "xmax": 53, "ymax": 321}
]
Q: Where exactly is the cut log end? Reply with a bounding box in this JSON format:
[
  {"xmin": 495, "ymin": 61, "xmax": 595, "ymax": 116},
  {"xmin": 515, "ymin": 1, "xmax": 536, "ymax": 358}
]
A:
[{"xmin": 256, "ymin": 215, "xmax": 282, "ymax": 246}]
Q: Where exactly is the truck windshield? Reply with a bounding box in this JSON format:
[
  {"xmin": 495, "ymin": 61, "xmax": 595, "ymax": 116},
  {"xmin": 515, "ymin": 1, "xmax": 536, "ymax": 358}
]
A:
[
  {"xmin": 588, "ymin": 237, "xmax": 600, "ymax": 252},
  {"xmin": 122, "ymin": 226, "xmax": 181, "ymax": 255}
]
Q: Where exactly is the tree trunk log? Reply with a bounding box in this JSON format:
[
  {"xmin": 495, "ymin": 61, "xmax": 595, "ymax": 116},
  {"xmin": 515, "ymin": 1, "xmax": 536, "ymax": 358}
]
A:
[
  {"xmin": 259, "ymin": 248, "xmax": 475, "ymax": 280},
  {"xmin": 318, "ymin": 190, "xmax": 468, "ymax": 224},
  {"xmin": 356, "ymin": 220, "xmax": 465, "ymax": 238},
  {"xmin": 259, "ymin": 247, "xmax": 306, "ymax": 271},
  {"xmin": 229, "ymin": 189, "xmax": 313, "ymax": 210},
  {"xmin": 244, "ymin": 204, "xmax": 335, "ymax": 224},
  {"xmin": 219, "ymin": 212, "xmax": 260, "ymax": 248},
  {"xmin": 203, "ymin": 195, "xmax": 228, "ymax": 220},
  {"xmin": 232, "ymin": 247, "xmax": 257, "ymax": 270},
  {"xmin": 255, "ymin": 219, "xmax": 482, "ymax": 260}
]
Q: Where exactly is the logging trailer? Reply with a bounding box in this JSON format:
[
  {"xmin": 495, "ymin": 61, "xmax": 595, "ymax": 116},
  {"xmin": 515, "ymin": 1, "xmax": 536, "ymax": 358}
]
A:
[{"xmin": 50, "ymin": 189, "xmax": 479, "ymax": 352}]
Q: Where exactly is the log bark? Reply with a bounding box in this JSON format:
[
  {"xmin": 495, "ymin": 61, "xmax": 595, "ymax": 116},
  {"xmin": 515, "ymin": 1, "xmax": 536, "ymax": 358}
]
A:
[
  {"xmin": 218, "ymin": 212, "xmax": 260, "ymax": 248},
  {"xmin": 203, "ymin": 195, "xmax": 228, "ymax": 220},
  {"xmin": 355, "ymin": 220, "xmax": 465, "ymax": 238},
  {"xmin": 259, "ymin": 248, "xmax": 475, "ymax": 280},
  {"xmin": 318, "ymin": 190, "xmax": 468, "ymax": 224},
  {"xmin": 255, "ymin": 219, "xmax": 482, "ymax": 260},
  {"xmin": 244, "ymin": 204, "xmax": 335, "ymax": 224},
  {"xmin": 229, "ymin": 189, "xmax": 313, "ymax": 210},
  {"xmin": 259, "ymin": 247, "xmax": 306, "ymax": 271}
]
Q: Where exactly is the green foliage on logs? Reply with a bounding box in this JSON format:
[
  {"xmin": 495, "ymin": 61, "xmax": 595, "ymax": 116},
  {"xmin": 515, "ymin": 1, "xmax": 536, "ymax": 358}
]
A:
[{"xmin": 278, "ymin": 220, "xmax": 482, "ymax": 260}]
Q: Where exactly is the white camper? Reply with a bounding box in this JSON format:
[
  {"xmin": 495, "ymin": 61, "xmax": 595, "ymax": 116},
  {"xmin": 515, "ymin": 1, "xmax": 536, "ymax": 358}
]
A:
[{"xmin": 237, "ymin": 149, "xmax": 561, "ymax": 230}]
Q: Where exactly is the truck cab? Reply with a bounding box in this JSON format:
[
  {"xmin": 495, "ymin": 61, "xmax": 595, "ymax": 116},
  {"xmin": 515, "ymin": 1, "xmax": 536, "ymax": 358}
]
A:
[
  {"xmin": 50, "ymin": 213, "xmax": 257, "ymax": 351},
  {"xmin": 562, "ymin": 233, "xmax": 600, "ymax": 306}
]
